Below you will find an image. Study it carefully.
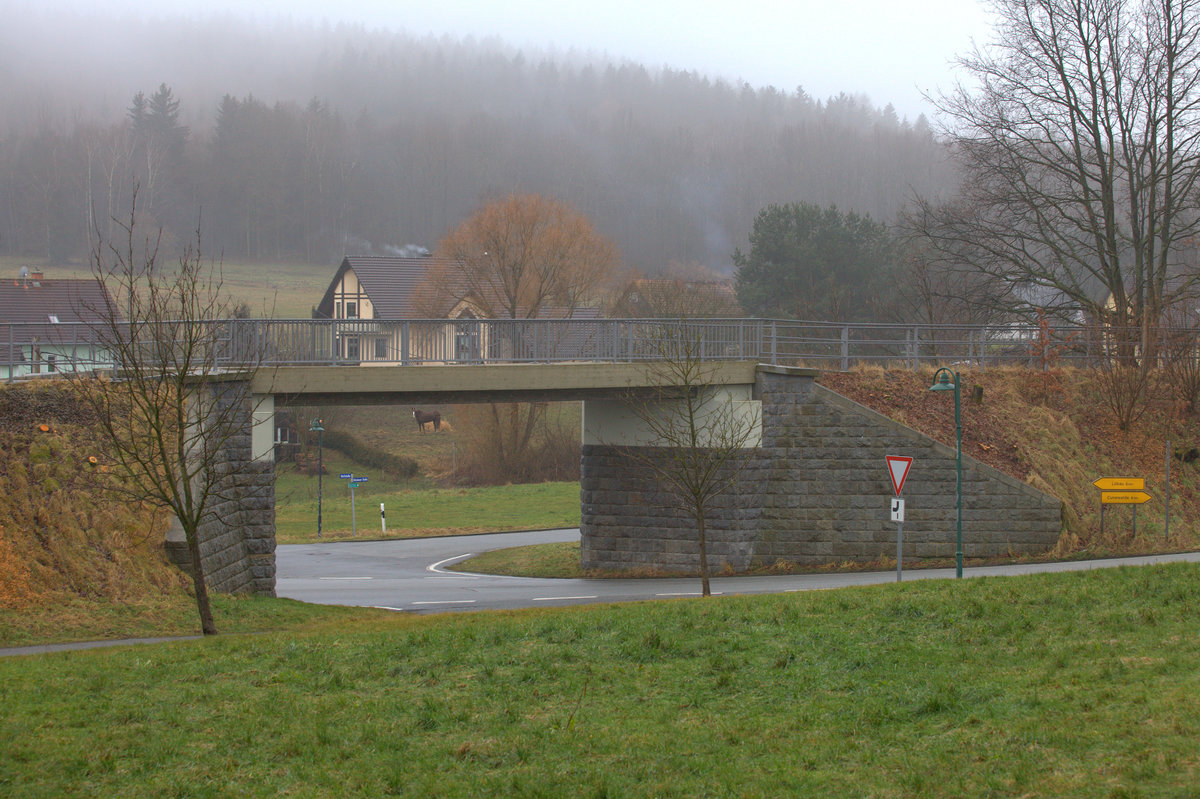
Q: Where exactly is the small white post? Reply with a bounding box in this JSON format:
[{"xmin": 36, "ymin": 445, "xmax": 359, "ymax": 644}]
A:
[{"xmin": 380, "ymin": 502, "xmax": 387, "ymax": 535}]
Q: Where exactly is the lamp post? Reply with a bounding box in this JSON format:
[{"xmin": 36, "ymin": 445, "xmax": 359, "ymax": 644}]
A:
[
  {"xmin": 929, "ymin": 368, "xmax": 963, "ymax": 578},
  {"xmin": 309, "ymin": 417, "xmax": 324, "ymax": 538}
]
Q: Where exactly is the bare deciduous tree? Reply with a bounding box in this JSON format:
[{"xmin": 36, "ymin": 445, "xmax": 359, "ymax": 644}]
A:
[
  {"xmin": 418, "ymin": 193, "xmax": 620, "ymax": 484},
  {"xmin": 424, "ymin": 192, "xmax": 619, "ymax": 319},
  {"xmin": 918, "ymin": 0, "xmax": 1200, "ymax": 357},
  {"xmin": 73, "ymin": 196, "xmax": 268, "ymax": 635},
  {"xmin": 614, "ymin": 323, "xmax": 761, "ymax": 596}
]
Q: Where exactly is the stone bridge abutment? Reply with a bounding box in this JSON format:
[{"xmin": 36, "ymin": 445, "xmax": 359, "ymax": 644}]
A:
[{"xmin": 186, "ymin": 363, "xmax": 1062, "ymax": 594}]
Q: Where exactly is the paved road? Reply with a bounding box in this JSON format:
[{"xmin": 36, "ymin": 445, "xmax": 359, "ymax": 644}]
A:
[
  {"xmin": 277, "ymin": 528, "xmax": 1200, "ymax": 613},
  {"xmin": 6, "ymin": 533, "xmax": 1199, "ymax": 658}
]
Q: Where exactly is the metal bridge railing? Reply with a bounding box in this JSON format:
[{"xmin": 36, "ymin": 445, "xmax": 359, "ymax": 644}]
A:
[{"xmin": 0, "ymin": 317, "xmax": 1186, "ymax": 379}]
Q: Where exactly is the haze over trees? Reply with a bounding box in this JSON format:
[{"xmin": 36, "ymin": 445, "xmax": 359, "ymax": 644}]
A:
[{"xmin": 0, "ymin": 11, "xmax": 956, "ymax": 275}]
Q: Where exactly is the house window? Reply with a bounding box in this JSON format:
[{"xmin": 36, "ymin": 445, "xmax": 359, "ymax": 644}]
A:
[
  {"xmin": 345, "ymin": 336, "xmax": 360, "ymax": 361},
  {"xmin": 374, "ymin": 338, "xmax": 388, "ymax": 360},
  {"xmin": 47, "ymin": 314, "xmax": 60, "ymax": 324},
  {"xmin": 345, "ymin": 302, "xmax": 358, "ymax": 319},
  {"xmin": 45, "ymin": 354, "xmax": 56, "ymax": 372}
]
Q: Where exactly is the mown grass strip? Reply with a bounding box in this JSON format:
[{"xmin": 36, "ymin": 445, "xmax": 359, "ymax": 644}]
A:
[
  {"xmin": 0, "ymin": 594, "xmax": 392, "ymax": 648},
  {"xmin": 3, "ymin": 563, "xmax": 1199, "ymax": 797},
  {"xmin": 274, "ymin": 473, "xmax": 580, "ymax": 543}
]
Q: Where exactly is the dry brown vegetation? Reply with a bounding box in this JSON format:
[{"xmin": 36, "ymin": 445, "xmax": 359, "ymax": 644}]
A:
[
  {"xmin": 819, "ymin": 365, "xmax": 1200, "ymax": 556},
  {"xmin": 0, "ymin": 382, "xmax": 184, "ymax": 611}
]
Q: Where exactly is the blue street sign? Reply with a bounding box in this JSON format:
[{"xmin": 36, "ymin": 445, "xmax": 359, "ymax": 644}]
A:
[
  {"xmin": 351, "ymin": 477, "xmax": 369, "ymax": 483},
  {"xmin": 339, "ymin": 473, "xmax": 353, "ymax": 479}
]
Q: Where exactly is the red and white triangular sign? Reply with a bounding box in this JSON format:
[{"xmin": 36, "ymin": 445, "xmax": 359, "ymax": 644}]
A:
[{"xmin": 886, "ymin": 455, "xmax": 914, "ymax": 496}]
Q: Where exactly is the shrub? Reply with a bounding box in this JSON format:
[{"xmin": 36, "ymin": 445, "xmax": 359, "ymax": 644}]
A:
[{"xmin": 319, "ymin": 429, "xmax": 419, "ymax": 479}]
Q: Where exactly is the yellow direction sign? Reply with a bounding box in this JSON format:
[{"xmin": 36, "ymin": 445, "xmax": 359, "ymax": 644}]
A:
[
  {"xmin": 1093, "ymin": 477, "xmax": 1145, "ymax": 491},
  {"xmin": 1101, "ymin": 490, "xmax": 1152, "ymax": 505}
]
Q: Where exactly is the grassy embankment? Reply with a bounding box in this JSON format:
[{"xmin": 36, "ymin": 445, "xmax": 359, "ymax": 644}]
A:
[{"xmin": 4, "ymin": 563, "xmax": 1199, "ymax": 796}]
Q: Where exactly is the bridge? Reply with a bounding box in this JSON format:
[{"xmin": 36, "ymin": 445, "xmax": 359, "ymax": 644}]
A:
[
  {"xmin": 212, "ymin": 359, "xmax": 1062, "ymax": 597},
  {"xmin": 2, "ymin": 315, "xmax": 1127, "ymax": 381},
  {"xmin": 0, "ymin": 317, "xmax": 1066, "ymax": 595}
]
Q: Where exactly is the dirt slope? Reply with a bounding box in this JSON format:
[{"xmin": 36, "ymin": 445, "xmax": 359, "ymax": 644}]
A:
[{"xmin": 0, "ymin": 382, "xmax": 184, "ymax": 609}]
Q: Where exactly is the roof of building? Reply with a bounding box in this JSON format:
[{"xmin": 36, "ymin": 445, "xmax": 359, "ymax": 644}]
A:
[
  {"xmin": 316, "ymin": 255, "xmax": 603, "ymax": 320},
  {"xmin": 0, "ymin": 274, "xmax": 115, "ymax": 341},
  {"xmin": 315, "ymin": 256, "xmax": 450, "ymax": 319}
]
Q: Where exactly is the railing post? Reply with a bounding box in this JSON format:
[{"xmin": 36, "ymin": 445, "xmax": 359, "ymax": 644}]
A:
[
  {"xmin": 841, "ymin": 326, "xmax": 849, "ymax": 371},
  {"xmin": 401, "ymin": 321, "xmax": 410, "ymax": 365},
  {"xmin": 770, "ymin": 320, "xmax": 777, "ymax": 365}
]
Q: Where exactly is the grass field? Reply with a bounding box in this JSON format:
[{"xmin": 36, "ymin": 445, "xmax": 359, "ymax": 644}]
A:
[
  {"xmin": 1, "ymin": 257, "xmax": 333, "ymax": 319},
  {"xmin": 0, "ymin": 594, "xmax": 395, "ymax": 649},
  {"xmin": 4, "ymin": 563, "xmax": 1199, "ymax": 796},
  {"xmin": 275, "ymin": 459, "xmax": 580, "ymax": 543}
]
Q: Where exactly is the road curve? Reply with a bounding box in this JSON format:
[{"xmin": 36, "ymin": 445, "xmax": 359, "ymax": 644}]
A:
[{"xmin": 276, "ymin": 529, "xmax": 1200, "ymax": 613}]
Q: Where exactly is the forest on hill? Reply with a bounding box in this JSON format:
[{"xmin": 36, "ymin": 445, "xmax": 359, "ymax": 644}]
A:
[{"xmin": 0, "ymin": 10, "xmax": 957, "ymax": 273}]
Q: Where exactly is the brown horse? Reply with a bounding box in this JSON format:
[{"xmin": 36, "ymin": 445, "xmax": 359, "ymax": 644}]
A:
[{"xmin": 413, "ymin": 409, "xmax": 441, "ymax": 433}]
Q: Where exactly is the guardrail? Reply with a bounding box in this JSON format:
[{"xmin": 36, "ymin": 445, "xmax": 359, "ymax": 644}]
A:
[{"xmin": 0, "ymin": 317, "xmax": 1184, "ymax": 379}]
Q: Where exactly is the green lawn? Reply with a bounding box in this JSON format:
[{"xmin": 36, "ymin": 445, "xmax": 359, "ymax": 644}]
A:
[
  {"xmin": 275, "ymin": 463, "xmax": 580, "ymax": 543},
  {"xmin": 4, "ymin": 564, "xmax": 1199, "ymax": 796},
  {"xmin": 0, "ymin": 594, "xmax": 394, "ymax": 649}
]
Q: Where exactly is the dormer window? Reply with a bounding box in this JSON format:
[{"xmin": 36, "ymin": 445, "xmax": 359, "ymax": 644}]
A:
[{"xmin": 48, "ymin": 314, "xmax": 59, "ymax": 324}]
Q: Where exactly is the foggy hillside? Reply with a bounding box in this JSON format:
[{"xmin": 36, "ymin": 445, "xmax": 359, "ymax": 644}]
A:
[{"xmin": 0, "ymin": 8, "xmax": 957, "ymax": 272}]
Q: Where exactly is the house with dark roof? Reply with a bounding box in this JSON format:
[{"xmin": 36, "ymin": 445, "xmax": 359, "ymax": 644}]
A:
[
  {"xmin": 313, "ymin": 255, "xmax": 480, "ymax": 362},
  {"xmin": 0, "ymin": 269, "xmax": 115, "ymax": 379},
  {"xmin": 314, "ymin": 255, "xmax": 602, "ymax": 364}
]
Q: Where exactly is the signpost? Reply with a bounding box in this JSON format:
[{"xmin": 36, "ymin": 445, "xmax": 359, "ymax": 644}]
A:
[
  {"xmin": 1092, "ymin": 477, "xmax": 1144, "ymax": 491},
  {"xmin": 1099, "ymin": 491, "xmax": 1151, "ymax": 504},
  {"xmin": 1094, "ymin": 477, "xmax": 1150, "ymax": 537},
  {"xmin": 344, "ymin": 474, "xmax": 369, "ymax": 536},
  {"xmin": 886, "ymin": 456, "xmax": 913, "ymax": 582}
]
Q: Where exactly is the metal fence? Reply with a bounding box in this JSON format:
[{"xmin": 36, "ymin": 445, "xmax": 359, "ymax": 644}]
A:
[{"xmin": 1, "ymin": 317, "xmax": 1188, "ymax": 379}]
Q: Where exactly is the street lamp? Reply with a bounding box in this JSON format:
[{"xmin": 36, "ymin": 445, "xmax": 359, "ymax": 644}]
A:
[
  {"xmin": 929, "ymin": 368, "xmax": 963, "ymax": 578},
  {"xmin": 309, "ymin": 417, "xmax": 324, "ymax": 538}
]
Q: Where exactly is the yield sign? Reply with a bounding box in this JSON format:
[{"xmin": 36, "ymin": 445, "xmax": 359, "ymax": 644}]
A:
[{"xmin": 886, "ymin": 455, "xmax": 914, "ymax": 496}]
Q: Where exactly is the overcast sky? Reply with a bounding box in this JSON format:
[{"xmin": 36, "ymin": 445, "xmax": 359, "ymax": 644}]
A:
[{"xmin": 24, "ymin": 0, "xmax": 993, "ymax": 120}]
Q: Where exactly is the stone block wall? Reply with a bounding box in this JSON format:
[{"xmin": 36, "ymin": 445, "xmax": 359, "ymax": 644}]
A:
[
  {"xmin": 580, "ymin": 366, "xmax": 1062, "ymax": 572},
  {"xmin": 580, "ymin": 446, "xmax": 760, "ymax": 571},
  {"xmin": 165, "ymin": 381, "xmax": 276, "ymax": 596},
  {"xmin": 752, "ymin": 368, "xmax": 1061, "ymax": 566}
]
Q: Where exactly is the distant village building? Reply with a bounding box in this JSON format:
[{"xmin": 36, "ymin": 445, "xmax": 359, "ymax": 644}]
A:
[
  {"xmin": 0, "ymin": 269, "xmax": 115, "ymax": 379},
  {"xmin": 313, "ymin": 255, "xmax": 601, "ymax": 364}
]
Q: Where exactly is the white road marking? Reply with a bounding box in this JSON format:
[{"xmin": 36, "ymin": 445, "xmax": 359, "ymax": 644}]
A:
[
  {"xmin": 532, "ymin": 595, "xmax": 598, "ymax": 602},
  {"xmin": 411, "ymin": 600, "xmax": 477, "ymax": 606},
  {"xmin": 427, "ymin": 554, "xmax": 479, "ymax": 577},
  {"xmin": 373, "ymin": 606, "xmax": 406, "ymax": 611}
]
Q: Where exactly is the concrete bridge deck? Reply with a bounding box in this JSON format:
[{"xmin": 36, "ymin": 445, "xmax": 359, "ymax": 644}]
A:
[{"xmin": 261, "ymin": 360, "xmax": 760, "ymax": 406}]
